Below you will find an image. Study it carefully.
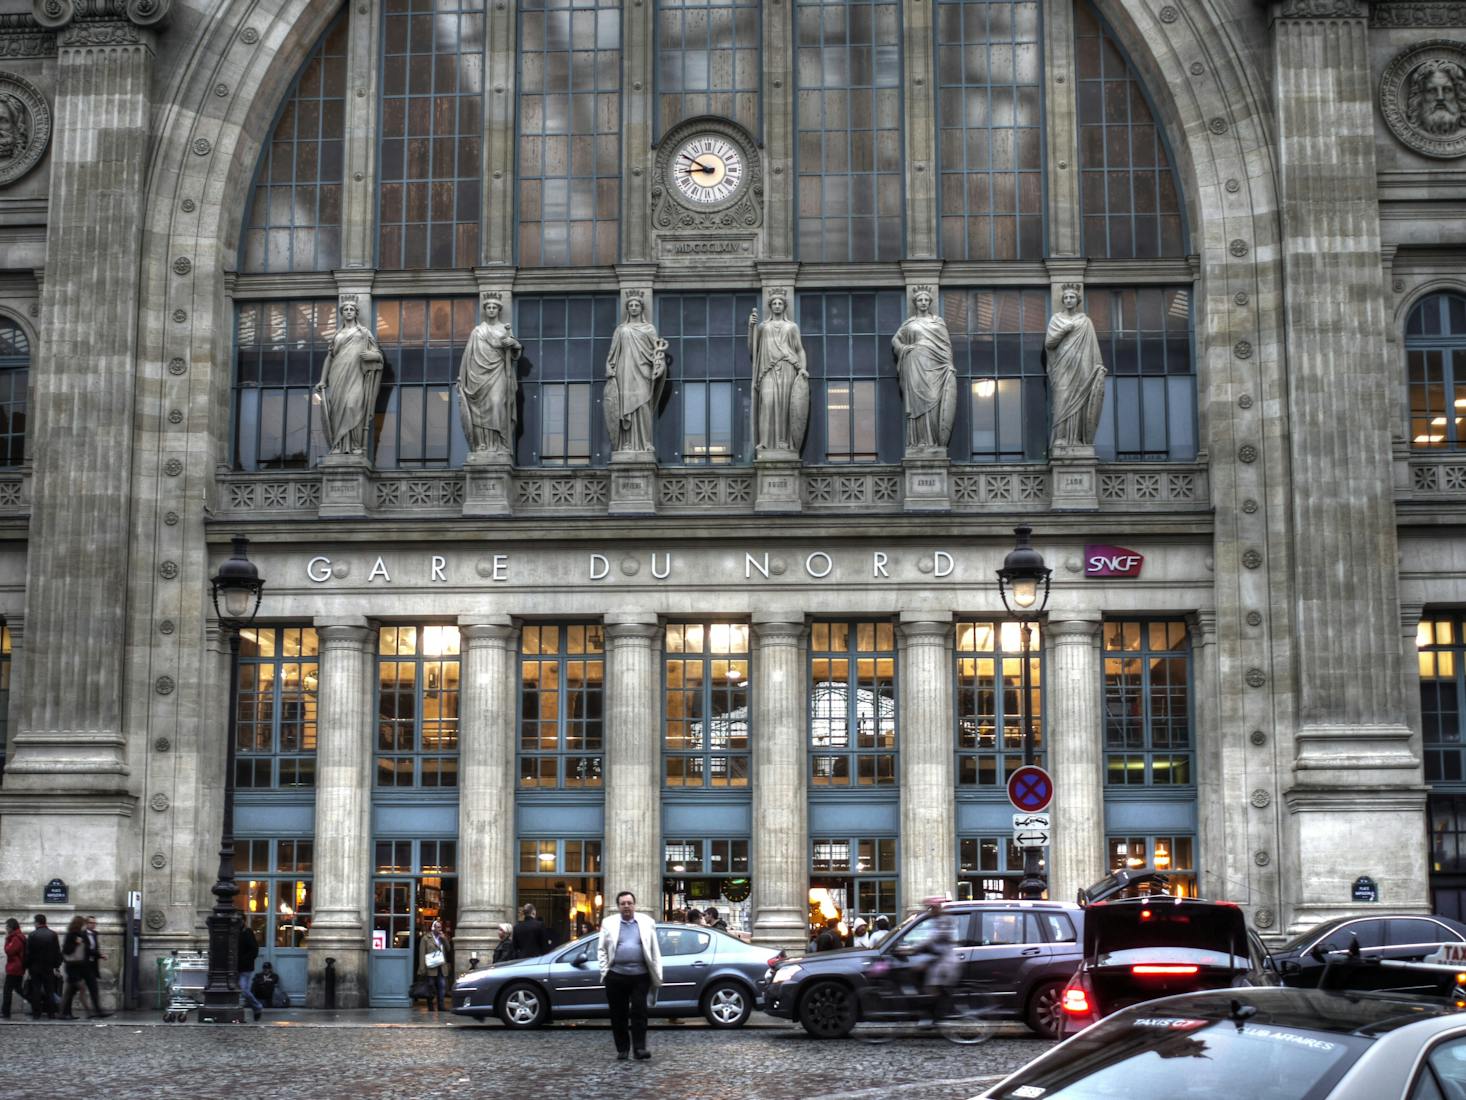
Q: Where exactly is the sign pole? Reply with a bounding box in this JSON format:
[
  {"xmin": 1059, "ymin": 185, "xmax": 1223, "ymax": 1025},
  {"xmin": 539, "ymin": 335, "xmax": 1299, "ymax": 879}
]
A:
[{"xmin": 1017, "ymin": 619, "xmax": 1046, "ymax": 900}]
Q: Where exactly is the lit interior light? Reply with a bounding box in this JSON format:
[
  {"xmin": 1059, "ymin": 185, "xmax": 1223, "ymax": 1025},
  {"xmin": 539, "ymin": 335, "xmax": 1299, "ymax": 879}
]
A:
[{"xmin": 975, "ymin": 378, "xmax": 997, "ymax": 399}]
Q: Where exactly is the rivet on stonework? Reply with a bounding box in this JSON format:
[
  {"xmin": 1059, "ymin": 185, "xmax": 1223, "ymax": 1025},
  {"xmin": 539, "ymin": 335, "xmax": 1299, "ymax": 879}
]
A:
[
  {"xmin": 1250, "ymin": 729, "xmax": 1266, "ymax": 746},
  {"xmin": 241, "ymin": 27, "xmax": 260, "ymax": 44},
  {"xmin": 1225, "ymin": 179, "xmax": 1240, "ymax": 193},
  {"xmin": 1242, "ymin": 498, "xmax": 1259, "ymax": 513},
  {"xmin": 1233, "ymin": 340, "xmax": 1253, "ymax": 360},
  {"xmin": 356, "ymin": 89, "xmax": 366, "ymax": 98},
  {"xmin": 155, "ymin": 675, "xmax": 175, "ymax": 696},
  {"xmin": 154, "ymin": 736, "xmax": 172, "ymax": 751},
  {"xmin": 1209, "ymin": 117, "xmax": 1228, "ymax": 135},
  {"xmin": 214, "ymin": 84, "xmax": 229, "ymax": 98},
  {"xmin": 1159, "ymin": 5, "xmax": 1178, "ymax": 22},
  {"xmin": 1253, "ymin": 850, "xmax": 1270, "ymax": 867},
  {"xmin": 1058, "ymin": 160, "xmax": 1068, "ymax": 170},
  {"xmin": 1056, "ymin": 75, "xmax": 1065, "ymax": 84},
  {"xmin": 173, "ymin": 257, "xmax": 192, "ymax": 276},
  {"xmin": 192, "ymin": 138, "xmax": 211, "ymax": 156},
  {"xmin": 633, "ymin": 82, "xmax": 642, "ymax": 90},
  {"xmin": 160, "ymin": 620, "xmax": 175, "ymax": 635},
  {"xmin": 168, "ymin": 408, "xmax": 183, "ymax": 424},
  {"xmin": 151, "ymin": 853, "xmax": 167, "ymax": 870},
  {"xmin": 1234, "ymin": 290, "xmax": 1249, "ymax": 306},
  {"xmin": 1238, "ymin": 393, "xmax": 1254, "ymax": 408},
  {"xmin": 1246, "ymin": 610, "xmax": 1262, "ymax": 627},
  {"xmin": 159, "ymin": 561, "xmax": 179, "ymax": 580},
  {"xmin": 1230, "ymin": 238, "xmax": 1249, "ymax": 257},
  {"xmin": 354, "ymin": 172, "xmax": 364, "ymax": 182},
  {"xmin": 181, "ymin": 199, "xmax": 196, "ymax": 213},
  {"xmin": 493, "ymin": 171, "xmax": 503, "ymax": 180},
  {"xmin": 173, "ymin": 309, "xmax": 187, "ymax": 323},
  {"xmin": 168, "ymin": 358, "xmax": 186, "ymax": 375},
  {"xmin": 164, "ymin": 458, "xmax": 183, "ymax": 477},
  {"xmin": 1242, "ymin": 549, "xmax": 1263, "ymax": 569},
  {"xmin": 1189, "ymin": 62, "xmax": 1204, "ymax": 76},
  {"xmin": 164, "ymin": 511, "xmax": 179, "ymax": 526},
  {"xmin": 1238, "ymin": 444, "xmax": 1258, "ymax": 463}
]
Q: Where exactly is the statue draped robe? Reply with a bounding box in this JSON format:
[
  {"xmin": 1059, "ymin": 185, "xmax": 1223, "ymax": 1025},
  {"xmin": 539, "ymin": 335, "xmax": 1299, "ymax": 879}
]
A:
[
  {"xmin": 1046, "ymin": 309, "xmax": 1108, "ymax": 447},
  {"xmin": 604, "ymin": 319, "xmax": 665, "ymax": 454},
  {"xmin": 459, "ymin": 319, "xmax": 519, "ymax": 455},
  {"xmin": 319, "ymin": 321, "xmax": 383, "ymax": 455},
  {"xmin": 892, "ymin": 313, "xmax": 956, "ymax": 450}
]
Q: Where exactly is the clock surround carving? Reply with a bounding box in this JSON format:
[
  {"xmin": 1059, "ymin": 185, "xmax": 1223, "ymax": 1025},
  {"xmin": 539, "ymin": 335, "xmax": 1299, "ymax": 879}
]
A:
[{"xmin": 652, "ymin": 116, "xmax": 763, "ymax": 253}]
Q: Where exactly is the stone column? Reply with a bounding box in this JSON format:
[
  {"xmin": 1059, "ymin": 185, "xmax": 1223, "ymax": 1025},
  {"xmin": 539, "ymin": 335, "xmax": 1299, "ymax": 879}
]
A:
[
  {"xmin": 1041, "ymin": 0, "xmax": 1081, "ymax": 257},
  {"xmin": 761, "ymin": 0, "xmax": 795, "ymax": 258},
  {"xmin": 455, "ymin": 616, "xmax": 519, "ymax": 965},
  {"xmin": 341, "ymin": 0, "xmax": 384, "ymax": 269},
  {"xmin": 901, "ymin": 0, "xmax": 937, "ymax": 259},
  {"xmin": 1272, "ymin": 1, "xmax": 1427, "ymax": 921},
  {"xmin": 898, "ymin": 614, "xmax": 955, "ymax": 914},
  {"xmin": 307, "ymin": 619, "xmax": 374, "ymax": 1008},
  {"xmin": 751, "ymin": 617, "xmax": 808, "ymax": 950},
  {"xmin": 1046, "ymin": 616, "xmax": 1104, "ymax": 905},
  {"xmin": 482, "ymin": 0, "xmax": 517, "ymax": 264},
  {"xmin": 603, "ymin": 614, "xmax": 661, "ymax": 914},
  {"xmin": 620, "ymin": 0, "xmax": 654, "ymax": 261},
  {"xmin": 0, "ymin": 1, "xmax": 170, "ymax": 917}
]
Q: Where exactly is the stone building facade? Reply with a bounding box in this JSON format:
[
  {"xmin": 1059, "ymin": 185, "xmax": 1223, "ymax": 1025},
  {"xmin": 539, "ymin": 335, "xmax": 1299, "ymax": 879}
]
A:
[{"xmin": 0, "ymin": 0, "xmax": 1461, "ymax": 1007}]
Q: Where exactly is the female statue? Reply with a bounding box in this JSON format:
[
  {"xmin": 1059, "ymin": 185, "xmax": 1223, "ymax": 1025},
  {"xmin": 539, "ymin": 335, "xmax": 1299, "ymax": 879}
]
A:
[
  {"xmin": 748, "ymin": 294, "xmax": 810, "ymax": 456},
  {"xmin": 603, "ymin": 296, "xmax": 667, "ymax": 455},
  {"xmin": 314, "ymin": 299, "xmax": 384, "ymax": 457},
  {"xmin": 458, "ymin": 298, "xmax": 521, "ymax": 456},
  {"xmin": 891, "ymin": 289, "xmax": 956, "ymax": 451},
  {"xmin": 1046, "ymin": 286, "xmax": 1108, "ymax": 448}
]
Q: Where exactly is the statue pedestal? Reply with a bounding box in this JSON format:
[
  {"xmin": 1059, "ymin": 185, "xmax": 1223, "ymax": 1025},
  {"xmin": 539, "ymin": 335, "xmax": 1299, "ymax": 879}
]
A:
[
  {"xmin": 1049, "ymin": 444, "xmax": 1099, "ymax": 511},
  {"xmin": 462, "ymin": 452, "xmax": 514, "ymax": 518},
  {"xmin": 754, "ymin": 454, "xmax": 803, "ymax": 514},
  {"xmin": 902, "ymin": 450, "xmax": 951, "ymax": 513},
  {"xmin": 608, "ymin": 452, "xmax": 657, "ymax": 516},
  {"xmin": 317, "ymin": 452, "xmax": 372, "ymax": 519}
]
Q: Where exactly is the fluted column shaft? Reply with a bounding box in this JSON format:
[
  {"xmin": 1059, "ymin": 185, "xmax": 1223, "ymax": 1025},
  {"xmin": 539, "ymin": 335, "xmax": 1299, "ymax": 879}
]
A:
[
  {"xmin": 307, "ymin": 620, "xmax": 374, "ymax": 1008},
  {"xmin": 898, "ymin": 615, "xmax": 955, "ymax": 914},
  {"xmin": 604, "ymin": 615, "xmax": 661, "ymax": 914},
  {"xmin": 1046, "ymin": 617, "xmax": 1103, "ymax": 905},
  {"xmin": 456, "ymin": 617, "xmax": 519, "ymax": 963},
  {"xmin": 6, "ymin": 21, "xmax": 157, "ymax": 785},
  {"xmin": 751, "ymin": 617, "xmax": 807, "ymax": 950}
]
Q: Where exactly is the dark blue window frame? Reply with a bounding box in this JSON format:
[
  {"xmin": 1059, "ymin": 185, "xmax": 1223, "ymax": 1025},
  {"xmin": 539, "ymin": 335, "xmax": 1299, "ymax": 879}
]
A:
[
  {"xmin": 515, "ymin": 294, "xmax": 618, "ymax": 467},
  {"xmin": 798, "ymin": 291, "xmax": 905, "ymax": 465},
  {"xmin": 656, "ymin": 292, "xmax": 757, "ymax": 465}
]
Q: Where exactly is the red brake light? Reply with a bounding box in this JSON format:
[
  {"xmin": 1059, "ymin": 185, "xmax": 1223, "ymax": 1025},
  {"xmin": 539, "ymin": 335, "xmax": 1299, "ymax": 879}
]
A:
[
  {"xmin": 1140, "ymin": 909, "xmax": 1152, "ymax": 920},
  {"xmin": 1062, "ymin": 987, "xmax": 1091, "ymax": 1014},
  {"xmin": 1132, "ymin": 964, "xmax": 1200, "ymax": 976}
]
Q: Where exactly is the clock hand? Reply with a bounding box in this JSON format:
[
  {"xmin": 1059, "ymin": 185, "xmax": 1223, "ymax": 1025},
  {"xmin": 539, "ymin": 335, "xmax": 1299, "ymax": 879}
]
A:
[{"xmin": 680, "ymin": 154, "xmax": 717, "ymax": 175}]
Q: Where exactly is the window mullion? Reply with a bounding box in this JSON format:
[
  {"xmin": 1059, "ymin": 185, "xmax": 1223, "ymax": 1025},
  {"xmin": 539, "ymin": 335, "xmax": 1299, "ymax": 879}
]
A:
[{"xmin": 342, "ymin": 1, "xmax": 382, "ymax": 269}]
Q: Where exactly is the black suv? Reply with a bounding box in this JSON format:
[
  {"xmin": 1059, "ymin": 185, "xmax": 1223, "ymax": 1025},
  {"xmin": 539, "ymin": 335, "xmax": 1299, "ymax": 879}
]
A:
[{"xmin": 763, "ymin": 900, "xmax": 1086, "ymax": 1039}]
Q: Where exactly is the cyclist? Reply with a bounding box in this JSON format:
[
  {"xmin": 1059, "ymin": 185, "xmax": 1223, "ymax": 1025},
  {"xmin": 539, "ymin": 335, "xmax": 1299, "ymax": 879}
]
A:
[{"xmin": 910, "ymin": 896, "xmax": 961, "ymax": 1023}]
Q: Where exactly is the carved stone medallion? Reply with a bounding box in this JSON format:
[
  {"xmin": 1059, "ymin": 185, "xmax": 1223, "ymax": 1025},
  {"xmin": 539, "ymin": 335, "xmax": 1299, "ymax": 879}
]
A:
[
  {"xmin": 651, "ymin": 116, "xmax": 763, "ymax": 261},
  {"xmin": 145, "ymin": 910, "xmax": 166, "ymax": 931},
  {"xmin": 0, "ymin": 72, "xmax": 51, "ymax": 187},
  {"xmin": 1254, "ymin": 907, "xmax": 1275, "ymax": 929},
  {"xmin": 1380, "ymin": 40, "xmax": 1466, "ymax": 158}
]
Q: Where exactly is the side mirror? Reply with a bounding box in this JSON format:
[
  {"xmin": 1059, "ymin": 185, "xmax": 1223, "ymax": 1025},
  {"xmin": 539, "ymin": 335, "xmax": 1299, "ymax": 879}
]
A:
[
  {"xmin": 1281, "ymin": 960, "xmax": 1301, "ymax": 975},
  {"xmin": 570, "ymin": 949, "xmax": 590, "ymax": 968},
  {"xmin": 1309, "ymin": 942, "xmax": 1334, "ymax": 963}
]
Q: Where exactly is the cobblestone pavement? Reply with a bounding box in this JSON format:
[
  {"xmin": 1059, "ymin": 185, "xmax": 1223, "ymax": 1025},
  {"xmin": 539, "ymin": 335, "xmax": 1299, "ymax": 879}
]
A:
[{"xmin": 0, "ymin": 1016, "xmax": 1051, "ymax": 1099}]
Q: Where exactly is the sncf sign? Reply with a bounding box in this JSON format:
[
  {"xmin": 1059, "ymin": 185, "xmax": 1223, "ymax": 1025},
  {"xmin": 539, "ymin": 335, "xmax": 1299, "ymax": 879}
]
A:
[{"xmin": 1084, "ymin": 544, "xmax": 1144, "ymax": 578}]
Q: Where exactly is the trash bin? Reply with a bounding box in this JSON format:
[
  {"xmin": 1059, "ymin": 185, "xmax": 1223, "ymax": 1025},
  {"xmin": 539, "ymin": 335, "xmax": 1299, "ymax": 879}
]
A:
[{"xmin": 160, "ymin": 950, "xmax": 209, "ymax": 1022}]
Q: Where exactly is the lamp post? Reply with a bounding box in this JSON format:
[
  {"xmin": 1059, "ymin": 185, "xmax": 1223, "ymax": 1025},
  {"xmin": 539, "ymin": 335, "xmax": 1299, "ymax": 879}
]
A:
[
  {"xmin": 996, "ymin": 524, "xmax": 1052, "ymax": 901},
  {"xmin": 202, "ymin": 535, "xmax": 265, "ymax": 1023}
]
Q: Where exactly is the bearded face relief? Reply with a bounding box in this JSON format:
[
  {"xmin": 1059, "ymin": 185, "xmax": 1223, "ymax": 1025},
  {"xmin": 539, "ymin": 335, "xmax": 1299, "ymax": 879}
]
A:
[
  {"xmin": 1410, "ymin": 61, "xmax": 1466, "ymax": 138},
  {"xmin": 0, "ymin": 96, "xmax": 23, "ymax": 163},
  {"xmin": 0, "ymin": 75, "xmax": 48, "ymax": 187}
]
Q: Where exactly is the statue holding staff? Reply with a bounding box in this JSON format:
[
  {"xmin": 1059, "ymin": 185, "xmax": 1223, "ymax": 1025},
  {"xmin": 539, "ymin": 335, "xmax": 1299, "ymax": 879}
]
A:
[{"xmin": 314, "ymin": 299, "xmax": 384, "ymax": 457}]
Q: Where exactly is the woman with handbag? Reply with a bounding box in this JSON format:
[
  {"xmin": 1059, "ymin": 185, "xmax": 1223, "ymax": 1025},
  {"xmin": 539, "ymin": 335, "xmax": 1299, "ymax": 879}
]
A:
[
  {"xmin": 58, "ymin": 915, "xmax": 91, "ymax": 1020},
  {"xmin": 418, "ymin": 919, "xmax": 452, "ymax": 1013}
]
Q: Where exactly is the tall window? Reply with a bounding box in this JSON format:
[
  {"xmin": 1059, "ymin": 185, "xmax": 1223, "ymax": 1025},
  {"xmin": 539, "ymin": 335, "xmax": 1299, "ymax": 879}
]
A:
[
  {"xmin": 657, "ymin": 293, "xmax": 757, "ymax": 464},
  {"xmin": 236, "ymin": 839, "xmax": 314, "ymax": 950},
  {"xmin": 799, "ymin": 291, "xmax": 904, "ymax": 464},
  {"xmin": 378, "ymin": 0, "xmax": 484, "ymax": 269},
  {"xmin": 1075, "ymin": 0, "xmax": 1185, "ymax": 258},
  {"xmin": 946, "ymin": 289, "xmax": 1048, "ymax": 462},
  {"xmin": 376, "ymin": 625, "xmax": 461, "ymax": 787},
  {"xmin": 517, "ymin": 838, "xmax": 602, "ymax": 943},
  {"xmin": 232, "ymin": 301, "xmax": 335, "ymax": 471},
  {"xmin": 519, "ymin": 624, "xmax": 605, "ymax": 788},
  {"xmin": 956, "ymin": 620, "xmax": 1042, "ymax": 786},
  {"xmin": 936, "ymin": 0, "xmax": 1044, "ymax": 260},
  {"xmin": 0, "ymin": 320, "xmax": 25, "ymax": 468},
  {"xmin": 1090, "ymin": 287, "xmax": 1196, "ymax": 461},
  {"xmin": 795, "ymin": 0, "xmax": 903, "ymax": 260},
  {"xmin": 958, "ymin": 836, "xmax": 1026, "ymax": 900},
  {"xmin": 516, "ymin": 295, "xmax": 617, "ymax": 466},
  {"xmin": 656, "ymin": 0, "xmax": 760, "ymax": 134},
  {"xmin": 373, "ymin": 299, "xmax": 474, "ymax": 468},
  {"xmin": 241, "ymin": 16, "xmax": 347, "ymax": 272},
  {"xmin": 518, "ymin": 0, "xmax": 622, "ymax": 267},
  {"xmin": 664, "ymin": 622, "xmax": 750, "ymax": 788},
  {"xmin": 373, "ymin": 840, "xmax": 458, "ymax": 951},
  {"xmin": 235, "ymin": 626, "xmax": 320, "ymax": 789},
  {"xmin": 1421, "ymin": 616, "xmax": 1465, "ymax": 782},
  {"xmin": 1103, "ymin": 619, "xmax": 1191, "ymax": 786},
  {"xmin": 0, "ymin": 624, "xmax": 11, "ymax": 777},
  {"xmin": 663, "ymin": 838, "xmax": 752, "ymax": 930},
  {"xmin": 1108, "ymin": 834, "xmax": 1196, "ymax": 897},
  {"xmin": 810, "ymin": 621, "xmax": 897, "ymax": 786},
  {"xmin": 1406, "ymin": 293, "xmax": 1466, "ymax": 450},
  {"xmin": 810, "ymin": 836, "xmax": 898, "ymax": 927}
]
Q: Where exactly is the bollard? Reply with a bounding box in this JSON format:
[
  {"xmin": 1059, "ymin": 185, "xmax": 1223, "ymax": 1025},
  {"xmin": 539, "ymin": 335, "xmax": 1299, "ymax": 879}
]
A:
[{"xmin": 324, "ymin": 957, "xmax": 337, "ymax": 1010}]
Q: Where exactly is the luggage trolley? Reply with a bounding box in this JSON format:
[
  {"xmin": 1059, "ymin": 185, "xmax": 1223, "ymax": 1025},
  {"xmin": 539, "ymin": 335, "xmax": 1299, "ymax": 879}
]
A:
[{"xmin": 161, "ymin": 950, "xmax": 209, "ymax": 1022}]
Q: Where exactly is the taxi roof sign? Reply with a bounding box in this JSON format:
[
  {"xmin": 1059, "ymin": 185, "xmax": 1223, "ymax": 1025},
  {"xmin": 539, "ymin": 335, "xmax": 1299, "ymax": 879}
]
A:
[{"xmin": 1426, "ymin": 942, "xmax": 1466, "ymax": 967}]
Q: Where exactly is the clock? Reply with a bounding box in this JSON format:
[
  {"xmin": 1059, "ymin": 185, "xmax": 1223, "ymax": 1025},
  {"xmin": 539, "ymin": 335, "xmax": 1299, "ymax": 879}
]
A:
[{"xmin": 669, "ymin": 133, "xmax": 748, "ymax": 207}]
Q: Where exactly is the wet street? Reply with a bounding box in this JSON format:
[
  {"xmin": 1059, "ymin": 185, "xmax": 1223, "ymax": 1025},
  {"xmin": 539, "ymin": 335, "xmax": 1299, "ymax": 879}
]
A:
[{"xmin": 0, "ymin": 1016, "xmax": 1050, "ymax": 1099}]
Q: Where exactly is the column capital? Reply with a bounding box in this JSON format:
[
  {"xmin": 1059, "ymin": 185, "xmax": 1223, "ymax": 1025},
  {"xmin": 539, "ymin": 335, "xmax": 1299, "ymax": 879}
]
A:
[
  {"xmin": 1401, "ymin": 602, "xmax": 1426, "ymax": 631},
  {"xmin": 315, "ymin": 618, "xmax": 373, "ymax": 648},
  {"xmin": 1048, "ymin": 616, "xmax": 1102, "ymax": 642},
  {"xmin": 1270, "ymin": 0, "xmax": 1367, "ymax": 23},
  {"xmin": 459, "ymin": 614, "xmax": 517, "ymax": 647},
  {"xmin": 604, "ymin": 613, "xmax": 659, "ymax": 643},
  {"xmin": 751, "ymin": 616, "xmax": 806, "ymax": 645},
  {"xmin": 898, "ymin": 612, "xmax": 951, "ymax": 644},
  {"xmin": 35, "ymin": 0, "xmax": 172, "ymax": 39}
]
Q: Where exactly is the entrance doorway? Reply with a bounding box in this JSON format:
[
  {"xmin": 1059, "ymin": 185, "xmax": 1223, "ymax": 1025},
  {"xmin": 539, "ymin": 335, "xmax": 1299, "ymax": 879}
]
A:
[
  {"xmin": 370, "ymin": 839, "xmax": 458, "ymax": 1006},
  {"xmin": 515, "ymin": 838, "xmax": 603, "ymax": 948}
]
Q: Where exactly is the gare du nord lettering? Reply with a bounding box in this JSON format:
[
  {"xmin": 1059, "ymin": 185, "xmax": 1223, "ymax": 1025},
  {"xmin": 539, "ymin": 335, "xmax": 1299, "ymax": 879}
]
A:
[{"xmin": 302, "ymin": 549, "xmax": 968, "ymax": 585}]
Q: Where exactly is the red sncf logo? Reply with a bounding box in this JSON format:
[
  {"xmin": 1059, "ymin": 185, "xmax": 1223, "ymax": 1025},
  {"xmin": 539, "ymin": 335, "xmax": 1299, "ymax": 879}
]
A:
[{"xmin": 1083, "ymin": 544, "xmax": 1144, "ymax": 578}]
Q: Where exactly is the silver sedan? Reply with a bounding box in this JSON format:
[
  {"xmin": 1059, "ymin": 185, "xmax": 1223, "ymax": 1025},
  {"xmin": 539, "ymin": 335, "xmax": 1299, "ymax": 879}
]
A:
[{"xmin": 452, "ymin": 924, "xmax": 774, "ymax": 1030}]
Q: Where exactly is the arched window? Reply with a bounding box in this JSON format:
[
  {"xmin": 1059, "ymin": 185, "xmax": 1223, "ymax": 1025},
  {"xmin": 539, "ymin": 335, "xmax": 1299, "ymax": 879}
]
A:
[
  {"xmin": 1406, "ymin": 292, "xmax": 1466, "ymax": 450},
  {"xmin": 1074, "ymin": 0, "xmax": 1185, "ymax": 259},
  {"xmin": 0, "ymin": 317, "xmax": 30, "ymax": 467},
  {"xmin": 239, "ymin": 17, "xmax": 348, "ymax": 273}
]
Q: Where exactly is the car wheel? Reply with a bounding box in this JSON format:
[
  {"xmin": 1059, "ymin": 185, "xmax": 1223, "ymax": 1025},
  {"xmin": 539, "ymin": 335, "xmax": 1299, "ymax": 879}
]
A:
[
  {"xmin": 702, "ymin": 980, "xmax": 752, "ymax": 1029},
  {"xmin": 799, "ymin": 980, "xmax": 857, "ymax": 1039},
  {"xmin": 1026, "ymin": 980, "xmax": 1065, "ymax": 1040},
  {"xmin": 498, "ymin": 982, "xmax": 549, "ymax": 1029}
]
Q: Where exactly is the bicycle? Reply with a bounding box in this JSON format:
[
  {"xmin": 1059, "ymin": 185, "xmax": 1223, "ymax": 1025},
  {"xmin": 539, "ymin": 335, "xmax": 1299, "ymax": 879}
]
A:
[{"xmin": 855, "ymin": 964, "xmax": 999, "ymax": 1045}]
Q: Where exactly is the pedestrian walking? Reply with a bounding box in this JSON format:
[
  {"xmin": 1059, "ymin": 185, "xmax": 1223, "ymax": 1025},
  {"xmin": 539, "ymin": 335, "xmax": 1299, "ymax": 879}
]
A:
[
  {"xmin": 815, "ymin": 917, "xmax": 842, "ymax": 952},
  {"xmin": 419, "ymin": 918, "xmax": 452, "ymax": 1013},
  {"xmin": 596, "ymin": 891, "xmax": 663, "ymax": 1062},
  {"xmin": 3, "ymin": 917, "xmax": 25, "ymax": 1019},
  {"xmin": 704, "ymin": 907, "xmax": 728, "ymax": 932},
  {"xmin": 238, "ymin": 923, "xmax": 265, "ymax": 1021},
  {"xmin": 59, "ymin": 915, "xmax": 94, "ymax": 1019},
  {"xmin": 491, "ymin": 923, "xmax": 516, "ymax": 964},
  {"xmin": 25, "ymin": 914, "xmax": 60, "ymax": 1019},
  {"xmin": 81, "ymin": 916, "xmax": 109, "ymax": 1018},
  {"xmin": 512, "ymin": 903, "xmax": 549, "ymax": 959}
]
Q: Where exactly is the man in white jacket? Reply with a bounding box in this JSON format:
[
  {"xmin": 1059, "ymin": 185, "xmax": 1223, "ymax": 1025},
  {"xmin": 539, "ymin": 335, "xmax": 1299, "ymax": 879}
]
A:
[{"xmin": 597, "ymin": 890, "xmax": 664, "ymax": 1061}]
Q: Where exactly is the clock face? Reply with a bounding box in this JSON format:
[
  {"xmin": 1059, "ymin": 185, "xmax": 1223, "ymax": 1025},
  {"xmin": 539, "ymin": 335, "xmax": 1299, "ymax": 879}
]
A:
[{"xmin": 670, "ymin": 134, "xmax": 747, "ymax": 206}]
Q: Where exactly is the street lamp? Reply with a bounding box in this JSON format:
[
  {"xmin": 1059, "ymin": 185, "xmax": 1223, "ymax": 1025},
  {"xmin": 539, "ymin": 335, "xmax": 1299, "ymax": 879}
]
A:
[
  {"xmin": 996, "ymin": 524, "xmax": 1051, "ymax": 901},
  {"xmin": 202, "ymin": 535, "xmax": 265, "ymax": 1023}
]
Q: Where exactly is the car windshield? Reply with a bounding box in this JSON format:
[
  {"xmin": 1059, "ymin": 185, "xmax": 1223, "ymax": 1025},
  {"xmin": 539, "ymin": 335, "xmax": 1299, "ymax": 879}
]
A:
[
  {"xmin": 1277, "ymin": 921, "xmax": 1342, "ymax": 955},
  {"xmin": 992, "ymin": 1015, "xmax": 1371, "ymax": 1100}
]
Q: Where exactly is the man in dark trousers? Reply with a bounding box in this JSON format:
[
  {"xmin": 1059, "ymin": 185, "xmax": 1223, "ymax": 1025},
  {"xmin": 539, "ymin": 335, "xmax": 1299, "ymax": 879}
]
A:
[
  {"xmin": 25, "ymin": 914, "xmax": 60, "ymax": 1019},
  {"xmin": 512, "ymin": 903, "xmax": 550, "ymax": 959},
  {"xmin": 81, "ymin": 916, "xmax": 110, "ymax": 1018},
  {"xmin": 596, "ymin": 891, "xmax": 663, "ymax": 1062},
  {"xmin": 237, "ymin": 923, "xmax": 264, "ymax": 1021}
]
